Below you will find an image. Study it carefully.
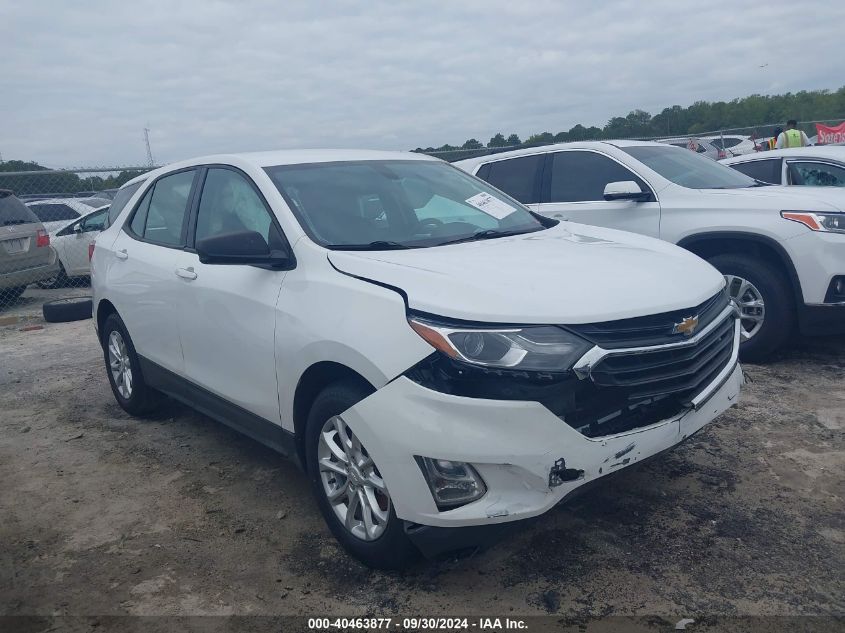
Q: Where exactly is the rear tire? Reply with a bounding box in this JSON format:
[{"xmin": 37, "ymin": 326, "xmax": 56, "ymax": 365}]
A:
[
  {"xmin": 101, "ymin": 313, "xmax": 161, "ymax": 416},
  {"xmin": 305, "ymin": 380, "xmax": 419, "ymax": 570},
  {"xmin": 707, "ymin": 253, "xmax": 794, "ymax": 362}
]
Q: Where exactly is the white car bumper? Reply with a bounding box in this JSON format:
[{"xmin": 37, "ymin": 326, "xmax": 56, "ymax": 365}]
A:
[{"xmin": 340, "ymin": 361, "xmax": 742, "ymax": 531}]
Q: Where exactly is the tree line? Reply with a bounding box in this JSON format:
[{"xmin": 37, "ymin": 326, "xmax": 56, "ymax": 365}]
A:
[
  {"xmin": 413, "ymin": 86, "xmax": 845, "ymax": 155},
  {"xmin": 0, "ymin": 160, "xmax": 149, "ymax": 196}
]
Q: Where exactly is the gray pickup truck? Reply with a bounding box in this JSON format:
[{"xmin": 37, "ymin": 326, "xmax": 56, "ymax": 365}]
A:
[{"xmin": 1, "ymin": 189, "xmax": 59, "ymax": 305}]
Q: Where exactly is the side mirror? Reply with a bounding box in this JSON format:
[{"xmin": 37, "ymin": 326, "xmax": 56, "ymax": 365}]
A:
[
  {"xmin": 73, "ymin": 223, "xmax": 83, "ymax": 233},
  {"xmin": 603, "ymin": 181, "xmax": 651, "ymax": 202},
  {"xmin": 196, "ymin": 230, "xmax": 291, "ymax": 268}
]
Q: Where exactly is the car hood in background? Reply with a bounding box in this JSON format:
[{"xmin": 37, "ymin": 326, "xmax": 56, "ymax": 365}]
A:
[{"xmin": 327, "ymin": 223, "xmax": 724, "ymax": 324}]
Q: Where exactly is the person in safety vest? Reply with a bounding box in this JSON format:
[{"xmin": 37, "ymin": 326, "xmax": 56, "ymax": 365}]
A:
[
  {"xmin": 766, "ymin": 127, "xmax": 783, "ymax": 151},
  {"xmin": 776, "ymin": 120, "xmax": 809, "ymax": 148}
]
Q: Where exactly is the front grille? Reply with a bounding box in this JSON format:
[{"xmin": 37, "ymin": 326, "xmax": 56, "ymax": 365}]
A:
[
  {"xmin": 565, "ymin": 312, "xmax": 737, "ymax": 438},
  {"xmin": 569, "ymin": 289, "xmax": 729, "ymax": 348}
]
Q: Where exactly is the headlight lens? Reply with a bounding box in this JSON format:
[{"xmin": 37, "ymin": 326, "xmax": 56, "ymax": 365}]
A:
[
  {"xmin": 408, "ymin": 316, "xmax": 592, "ymax": 372},
  {"xmin": 781, "ymin": 211, "xmax": 845, "ymax": 234}
]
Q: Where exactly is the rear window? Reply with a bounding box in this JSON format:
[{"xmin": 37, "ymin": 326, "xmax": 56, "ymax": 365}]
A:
[
  {"xmin": 729, "ymin": 159, "xmax": 782, "ymax": 184},
  {"xmin": 0, "ymin": 193, "xmax": 39, "ymax": 226},
  {"xmin": 28, "ymin": 203, "xmax": 79, "ymax": 223},
  {"xmin": 481, "ymin": 154, "xmax": 544, "ymax": 203}
]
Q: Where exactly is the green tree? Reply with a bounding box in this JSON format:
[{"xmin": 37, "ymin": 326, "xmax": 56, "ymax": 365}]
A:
[
  {"xmin": 461, "ymin": 139, "xmax": 483, "ymax": 149},
  {"xmin": 487, "ymin": 133, "xmax": 508, "ymax": 147},
  {"xmin": 506, "ymin": 133, "xmax": 522, "ymax": 146}
]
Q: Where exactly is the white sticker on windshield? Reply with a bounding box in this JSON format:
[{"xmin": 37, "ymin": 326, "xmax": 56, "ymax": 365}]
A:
[{"xmin": 464, "ymin": 192, "xmax": 516, "ymax": 219}]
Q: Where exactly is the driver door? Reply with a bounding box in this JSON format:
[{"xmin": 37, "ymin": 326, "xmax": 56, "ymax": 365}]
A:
[{"xmin": 534, "ymin": 150, "xmax": 661, "ymax": 237}]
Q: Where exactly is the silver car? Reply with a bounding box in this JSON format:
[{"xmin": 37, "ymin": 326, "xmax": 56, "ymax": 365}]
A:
[{"xmin": 1, "ymin": 189, "xmax": 59, "ymax": 305}]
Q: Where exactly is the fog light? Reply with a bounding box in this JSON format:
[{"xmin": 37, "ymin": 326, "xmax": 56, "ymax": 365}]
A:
[
  {"xmin": 825, "ymin": 276, "xmax": 845, "ymax": 303},
  {"xmin": 415, "ymin": 456, "xmax": 486, "ymax": 509}
]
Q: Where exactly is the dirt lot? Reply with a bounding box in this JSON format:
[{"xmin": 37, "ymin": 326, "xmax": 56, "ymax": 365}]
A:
[{"xmin": 1, "ymin": 291, "xmax": 843, "ymax": 626}]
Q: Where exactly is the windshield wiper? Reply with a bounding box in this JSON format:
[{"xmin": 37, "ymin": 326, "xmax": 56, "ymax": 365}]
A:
[
  {"xmin": 2, "ymin": 219, "xmax": 28, "ymax": 226},
  {"xmin": 332, "ymin": 240, "xmax": 413, "ymax": 251},
  {"xmin": 436, "ymin": 229, "xmax": 530, "ymax": 247}
]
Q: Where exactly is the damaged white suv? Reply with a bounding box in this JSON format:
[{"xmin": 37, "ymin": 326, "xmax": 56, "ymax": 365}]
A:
[{"xmin": 92, "ymin": 150, "xmax": 742, "ymax": 568}]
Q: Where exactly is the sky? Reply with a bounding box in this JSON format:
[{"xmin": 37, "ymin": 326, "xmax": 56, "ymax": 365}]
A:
[{"xmin": 2, "ymin": 0, "xmax": 843, "ymax": 168}]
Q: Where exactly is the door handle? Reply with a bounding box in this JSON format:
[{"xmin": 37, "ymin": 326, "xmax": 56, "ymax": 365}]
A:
[
  {"xmin": 175, "ymin": 267, "xmax": 197, "ymax": 280},
  {"xmin": 553, "ymin": 214, "xmax": 569, "ymax": 220},
  {"xmin": 115, "ymin": 249, "xmax": 128, "ymax": 260}
]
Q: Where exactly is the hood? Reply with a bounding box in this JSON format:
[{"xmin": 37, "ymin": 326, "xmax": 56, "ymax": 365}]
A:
[
  {"xmin": 694, "ymin": 185, "xmax": 845, "ymax": 212},
  {"xmin": 327, "ymin": 223, "xmax": 725, "ymax": 324}
]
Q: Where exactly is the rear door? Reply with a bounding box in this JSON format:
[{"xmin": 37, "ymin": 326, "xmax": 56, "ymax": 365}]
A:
[
  {"xmin": 535, "ymin": 150, "xmax": 661, "ymax": 236},
  {"xmin": 173, "ymin": 166, "xmax": 290, "ymax": 424},
  {"xmin": 107, "ymin": 169, "xmax": 198, "ymax": 375}
]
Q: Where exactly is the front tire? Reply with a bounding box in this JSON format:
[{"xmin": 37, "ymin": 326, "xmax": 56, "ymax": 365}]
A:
[
  {"xmin": 101, "ymin": 313, "xmax": 161, "ymax": 416},
  {"xmin": 707, "ymin": 253, "xmax": 794, "ymax": 362},
  {"xmin": 305, "ymin": 380, "xmax": 419, "ymax": 569}
]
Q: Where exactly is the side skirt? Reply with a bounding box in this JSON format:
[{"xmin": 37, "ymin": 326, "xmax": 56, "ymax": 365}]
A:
[{"xmin": 138, "ymin": 356, "xmax": 301, "ymax": 468}]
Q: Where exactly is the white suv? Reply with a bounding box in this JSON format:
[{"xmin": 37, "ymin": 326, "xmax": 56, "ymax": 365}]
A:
[
  {"xmin": 92, "ymin": 150, "xmax": 742, "ymax": 568},
  {"xmin": 457, "ymin": 141, "xmax": 845, "ymax": 360}
]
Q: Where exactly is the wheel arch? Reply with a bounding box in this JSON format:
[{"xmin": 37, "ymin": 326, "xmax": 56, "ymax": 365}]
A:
[
  {"xmin": 292, "ymin": 361, "xmax": 376, "ymax": 468},
  {"xmin": 677, "ymin": 232, "xmax": 803, "ymax": 307},
  {"xmin": 95, "ymin": 299, "xmax": 119, "ymax": 347}
]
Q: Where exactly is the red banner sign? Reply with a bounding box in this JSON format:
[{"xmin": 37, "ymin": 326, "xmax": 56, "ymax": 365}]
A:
[{"xmin": 816, "ymin": 122, "xmax": 845, "ymax": 144}]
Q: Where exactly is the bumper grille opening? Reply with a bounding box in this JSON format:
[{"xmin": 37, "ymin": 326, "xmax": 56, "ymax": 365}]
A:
[{"xmin": 557, "ymin": 314, "xmax": 737, "ymax": 438}]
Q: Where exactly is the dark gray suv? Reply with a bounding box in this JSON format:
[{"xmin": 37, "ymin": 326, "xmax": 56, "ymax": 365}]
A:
[{"xmin": 1, "ymin": 189, "xmax": 59, "ymax": 305}]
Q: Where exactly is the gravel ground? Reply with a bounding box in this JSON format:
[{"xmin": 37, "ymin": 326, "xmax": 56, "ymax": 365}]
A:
[{"xmin": 1, "ymin": 290, "xmax": 843, "ymax": 626}]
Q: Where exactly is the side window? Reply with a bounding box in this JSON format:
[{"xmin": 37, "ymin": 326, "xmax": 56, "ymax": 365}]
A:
[
  {"xmin": 788, "ymin": 162, "xmax": 845, "ymax": 187},
  {"xmin": 106, "ymin": 181, "xmax": 143, "ymax": 227},
  {"xmin": 129, "ymin": 187, "xmax": 153, "ymax": 236},
  {"xmin": 550, "ymin": 151, "xmax": 648, "ymax": 202},
  {"xmin": 195, "ymin": 168, "xmax": 284, "ymax": 249},
  {"xmin": 141, "ymin": 170, "xmax": 195, "ymax": 246},
  {"xmin": 80, "ymin": 208, "xmax": 108, "ymax": 232},
  {"xmin": 483, "ymin": 155, "xmax": 543, "ymax": 203},
  {"xmin": 730, "ymin": 159, "xmax": 782, "ymax": 184}
]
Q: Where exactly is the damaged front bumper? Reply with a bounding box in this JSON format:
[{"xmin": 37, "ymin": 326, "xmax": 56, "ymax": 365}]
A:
[{"xmin": 338, "ymin": 361, "xmax": 743, "ymax": 545}]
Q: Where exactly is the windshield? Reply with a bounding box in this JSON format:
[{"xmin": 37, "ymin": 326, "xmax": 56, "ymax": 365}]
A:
[
  {"xmin": 263, "ymin": 160, "xmax": 547, "ymax": 249},
  {"xmin": 623, "ymin": 145, "xmax": 758, "ymax": 189}
]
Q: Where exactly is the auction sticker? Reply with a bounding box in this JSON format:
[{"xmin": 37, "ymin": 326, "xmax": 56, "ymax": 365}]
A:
[{"xmin": 465, "ymin": 192, "xmax": 516, "ymax": 219}]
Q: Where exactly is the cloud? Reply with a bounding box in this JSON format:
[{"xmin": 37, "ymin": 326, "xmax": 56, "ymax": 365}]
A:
[{"xmin": 1, "ymin": 0, "xmax": 842, "ymax": 166}]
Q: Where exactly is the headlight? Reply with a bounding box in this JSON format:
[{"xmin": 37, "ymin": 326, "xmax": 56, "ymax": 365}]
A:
[
  {"xmin": 408, "ymin": 316, "xmax": 592, "ymax": 372},
  {"xmin": 781, "ymin": 211, "xmax": 845, "ymax": 234}
]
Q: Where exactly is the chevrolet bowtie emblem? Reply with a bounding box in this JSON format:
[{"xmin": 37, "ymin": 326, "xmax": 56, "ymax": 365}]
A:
[{"xmin": 673, "ymin": 316, "xmax": 699, "ymax": 337}]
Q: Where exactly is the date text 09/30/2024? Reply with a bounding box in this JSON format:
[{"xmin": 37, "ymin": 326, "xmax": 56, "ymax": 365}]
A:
[{"xmin": 307, "ymin": 617, "xmax": 528, "ymax": 630}]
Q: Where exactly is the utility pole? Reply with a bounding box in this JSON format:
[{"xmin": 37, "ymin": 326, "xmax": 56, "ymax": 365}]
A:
[{"xmin": 143, "ymin": 127, "xmax": 155, "ymax": 167}]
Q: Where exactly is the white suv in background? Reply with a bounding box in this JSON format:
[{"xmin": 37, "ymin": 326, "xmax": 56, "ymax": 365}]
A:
[
  {"xmin": 92, "ymin": 150, "xmax": 742, "ymax": 568},
  {"xmin": 457, "ymin": 141, "xmax": 845, "ymax": 360}
]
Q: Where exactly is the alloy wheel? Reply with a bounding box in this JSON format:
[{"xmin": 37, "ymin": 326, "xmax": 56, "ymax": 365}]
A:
[
  {"xmin": 108, "ymin": 330, "xmax": 133, "ymax": 399},
  {"xmin": 317, "ymin": 416, "xmax": 391, "ymax": 541},
  {"xmin": 725, "ymin": 274, "xmax": 765, "ymax": 341}
]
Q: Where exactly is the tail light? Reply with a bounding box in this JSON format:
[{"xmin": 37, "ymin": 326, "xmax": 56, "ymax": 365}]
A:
[
  {"xmin": 718, "ymin": 149, "xmax": 727, "ymax": 160},
  {"xmin": 36, "ymin": 229, "xmax": 50, "ymax": 247},
  {"xmin": 88, "ymin": 243, "xmax": 95, "ymax": 261}
]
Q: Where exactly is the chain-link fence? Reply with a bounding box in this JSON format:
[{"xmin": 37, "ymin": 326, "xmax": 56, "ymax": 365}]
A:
[
  {"xmin": 420, "ymin": 118, "xmax": 845, "ymax": 162},
  {"xmin": 0, "ymin": 167, "xmax": 156, "ymax": 309}
]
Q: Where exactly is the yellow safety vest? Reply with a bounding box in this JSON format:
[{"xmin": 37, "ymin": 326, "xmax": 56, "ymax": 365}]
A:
[{"xmin": 784, "ymin": 129, "xmax": 803, "ymax": 147}]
